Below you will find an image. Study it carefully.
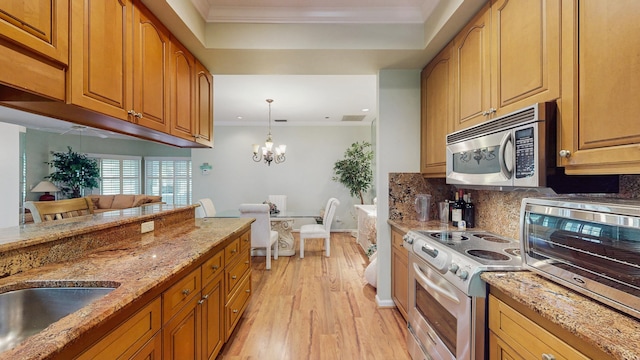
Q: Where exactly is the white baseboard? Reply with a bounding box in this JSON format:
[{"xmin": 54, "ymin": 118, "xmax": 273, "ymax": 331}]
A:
[{"xmin": 375, "ymin": 295, "xmax": 396, "ymax": 308}]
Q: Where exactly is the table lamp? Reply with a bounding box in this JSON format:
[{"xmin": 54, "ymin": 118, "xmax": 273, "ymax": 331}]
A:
[{"xmin": 31, "ymin": 180, "xmax": 59, "ymax": 201}]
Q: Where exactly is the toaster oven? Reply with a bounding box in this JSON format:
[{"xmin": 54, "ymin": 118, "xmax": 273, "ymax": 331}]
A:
[{"xmin": 520, "ymin": 197, "xmax": 640, "ymax": 319}]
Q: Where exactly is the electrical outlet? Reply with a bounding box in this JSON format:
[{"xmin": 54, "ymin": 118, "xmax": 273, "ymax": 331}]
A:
[{"xmin": 141, "ymin": 221, "xmax": 155, "ymax": 233}]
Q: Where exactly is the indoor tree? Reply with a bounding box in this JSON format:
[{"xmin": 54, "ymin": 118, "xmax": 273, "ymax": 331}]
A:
[
  {"xmin": 333, "ymin": 141, "xmax": 373, "ymax": 204},
  {"xmin": 46, "ymin": 146, "xmax": 101, "ymax": 198}
]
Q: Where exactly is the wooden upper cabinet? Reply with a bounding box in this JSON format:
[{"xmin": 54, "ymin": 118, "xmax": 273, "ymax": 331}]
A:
[
  {"xmin": 559, "ymin": 0, "xmax": 640, "ymax": 174},
  {"xmin": 421, "ymin": 42, "xmax": 453, "ymax": 177},
  {"xmin": 490, "ymin": 0, "xmax": 560, "ymax": 115},
  {"xmin": 70, "ymin": 0, "xmax": 133, "ymax": 121},
  {"xmin": 453, "ymin": 0, "xmax": 560, "ymax": 131},
  {"xmin": 195, "ymin": 60, "xmax": 214, "ymax": 147},
  {"xmin": 132, "ymin": 2, "xmax": 171, "ymax": 133},
  {"xmin": 453, "ymin": 2, "xmax": 492, "ymax": 131},
  {"xmin": 0, "ymin": 0, "xmax": 68, "ymax": 64},
  {"xmin": 169, "ymin": 37, "xmax": 196, "ymax": 141}
]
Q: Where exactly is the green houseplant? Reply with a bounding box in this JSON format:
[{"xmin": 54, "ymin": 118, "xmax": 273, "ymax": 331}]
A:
[
  {"xmin": 46, "ymin": 146, "xmax": 101, "ymax": 198},
  {"xmin": 332, "ymin": 141, "xmax": 373, "ymax": 204}
]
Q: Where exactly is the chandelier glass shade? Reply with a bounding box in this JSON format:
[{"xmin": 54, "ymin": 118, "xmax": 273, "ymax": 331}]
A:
[{"xmin": 253, "ymin": 99, "xmax": 286, "ymax": 165}]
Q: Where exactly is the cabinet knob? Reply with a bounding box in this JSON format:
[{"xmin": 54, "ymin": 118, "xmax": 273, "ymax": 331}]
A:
[
  {"xmin": 541, "ymin": 354, "xmax": 556, "ymax": 360},
  {"xmin": 488, "ymin": 107, "xmax": 496, "ymax": 114},
  {"xmin": 198, "ymin": 299, "xmax": 205, "ymax": 305},
  {"xmin": 202, "ymin": 294, "xmax": 209, "ymax": 300},
  {"xmin": 559, "ymin": 149, "xmax": 571, "ymax": 158},
  {"xmin": 134, "ymin": 112, "xmax": 143, "ymax": 119},
  {"xmin": 181, "ymin": 289, "xmax": 190, "ymax": 296},
  {"xmin": 231, "ymin": 275, "xmax": 237, "ymax": 280},
  {"xmin": 245, "ymin": 289, "xmax": 250, "ymax": 293},
  {"xmin": 231, "ymin": 249, "xmax": 237, "ymax": 254},
  {"xmin": 233, "ymin": 309, "xmax": 239, "ymax": 313},
  {"xmin": 212, "ymin": 265, "xmax": 219, "ymax": 270}
]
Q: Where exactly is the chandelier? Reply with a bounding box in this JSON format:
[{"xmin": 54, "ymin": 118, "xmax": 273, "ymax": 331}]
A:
[{"xmin": 253, "ymin": 99, "xmax": 286, "ymax": 165}]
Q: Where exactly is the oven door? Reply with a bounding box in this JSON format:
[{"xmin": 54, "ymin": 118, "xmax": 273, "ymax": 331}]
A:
[
  {"xmin": 446, "ymin": 129, "xmax": 513, "ymax": 187},
  {"xmin": 407, "ymin": 252, "xmax": 472, "ymax": 360}
]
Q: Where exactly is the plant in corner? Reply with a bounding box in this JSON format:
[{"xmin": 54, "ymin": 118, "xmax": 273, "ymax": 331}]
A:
[
  {"xmin": 332, "ymin": 141, "xmax": 373, "ymax": 205},
  {"xmin": 46, "ymin": 146, "xmax": 101, "ymax": 199}
]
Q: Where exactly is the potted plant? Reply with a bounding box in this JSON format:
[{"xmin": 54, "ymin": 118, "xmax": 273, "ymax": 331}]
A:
[
  {"xmin": 332, "ymin": 141, "xmax": 373, "ymax": 204},
  {"xmin": 46, "ymin": 146, "xmax": 101, "ymax": 199}
]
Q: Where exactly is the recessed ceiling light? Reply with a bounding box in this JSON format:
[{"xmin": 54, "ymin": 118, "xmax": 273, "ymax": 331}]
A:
[
  {"xmin": 237, "ymin": 116, "xmax": 243, "ymax": 120},
  {"xmin": 361, "ymin": 108, "xmax": 370, "ymax": 112}
]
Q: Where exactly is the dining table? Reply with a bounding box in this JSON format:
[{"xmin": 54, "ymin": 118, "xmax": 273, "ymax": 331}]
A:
[{"xmin": 214, "ymin": 209, "xmax": 322, "ymax": 256}]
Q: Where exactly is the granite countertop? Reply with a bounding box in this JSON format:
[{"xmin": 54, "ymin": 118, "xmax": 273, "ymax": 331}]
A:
[
  {"xmin": 0, "ymin": 214, "xmax": 253, "ymax": 359},
  {"xmin": 483, "ymin": 271, "xmax": 640, "ymax": 360},
  {"xmin": 388, "ymin": 219, "xmax": 460, "ymax": 233}
]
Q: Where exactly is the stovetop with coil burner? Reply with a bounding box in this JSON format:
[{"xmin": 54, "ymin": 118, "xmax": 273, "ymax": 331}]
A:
[{"xmin": 403, "ymin": 230, "xmax": 523, "ymax": 296}]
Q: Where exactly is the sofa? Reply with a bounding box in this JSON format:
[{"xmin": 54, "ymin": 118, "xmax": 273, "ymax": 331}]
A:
[{"xmin": 85, "ymin": 194, "xmax": 163, "ymax": 213}]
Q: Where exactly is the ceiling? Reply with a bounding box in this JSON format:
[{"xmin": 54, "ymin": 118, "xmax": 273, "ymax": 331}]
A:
[{"xmin": 0, "ymin": 0, "xmax": 485, "ymax": 136}]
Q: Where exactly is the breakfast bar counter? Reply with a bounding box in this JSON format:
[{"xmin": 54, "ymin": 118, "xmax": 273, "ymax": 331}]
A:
[{"xmin": 0, "ymin": 205, "xmax": 253, "ymax": 359}]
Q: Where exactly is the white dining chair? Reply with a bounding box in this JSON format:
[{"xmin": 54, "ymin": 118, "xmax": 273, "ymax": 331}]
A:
[
  {"xmin": 299, "ymin": 198, "xmax": 339, "ymax": 258},
  {"xmin": 268, "ymin": 195, "xmax": 287, "ymax": 213},
  {"xmin": 239, "ymin": 203, "xmax": 279, "ymax": 269},
  {"xmin": 195, "ymin": 198, "xmax": 217, "ymax": 218}
]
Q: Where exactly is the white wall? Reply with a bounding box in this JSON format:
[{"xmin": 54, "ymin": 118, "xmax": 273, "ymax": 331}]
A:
[
  {"xmin": 0, "ymin": 123, "xmax": 21, "ymax": 228},
  {"xmin": 192, "ymin": 125, "xmax": 372, "ymax": 230},
  {"xmin": 375, "ymin": 69, "xmax": 421, "ymax": 306}
]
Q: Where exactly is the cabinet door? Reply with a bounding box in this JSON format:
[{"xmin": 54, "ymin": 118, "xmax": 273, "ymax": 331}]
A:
[
  {"xmin": 194, "ymin": 60, "xmax": 214, "ymax": 147},
  {"xmin": 131, "ymin": 333, "xmax": 162, "ymax": 360},
  {"xmin": 421, "ymin": 42, "xmax": 453, "ymax": 177},
  {"xmin": 202, "ymin": 274, "xmax": 224, "ymax": 360},
  {"xmin": 0, "ymin": 0, "xmax": 68, "ymax": 63},
  {"xmin": 163, "ymin": 295, "xmax": 202, "ymax": 360},
  {"xmin": 169, "ymin": 37, "xmax": 196, "ymax": 141},
  {"xmin": 559, "ymin": 0, "xmax": 640, "ymax": 174},
  {"xmin": 490, "ymin": 0, "xmax": 560, "ymax": 116},
  {"xmin": 391, "ymin": 229, "xmax": 408, "ymax": 320},
  {"xmin": 132, "ymin": 2, "xmax": 171, "ymax": 133},
  {"xmin": 453, "ymin": 2, "xmax": 492, "ymax": 131},
  {"xmin": 70, "ymin": 0, "xmax": 133, "ymax": 121}
]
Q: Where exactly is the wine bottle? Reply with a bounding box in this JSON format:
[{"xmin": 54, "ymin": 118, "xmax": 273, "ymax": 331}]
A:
[
  {"xmin": 463, "ymin": 193, "xmax": 475, "ymax": 228},
  {"xmin": 451, "ymin": 190, "xmax": 464, "ymax": 227}
]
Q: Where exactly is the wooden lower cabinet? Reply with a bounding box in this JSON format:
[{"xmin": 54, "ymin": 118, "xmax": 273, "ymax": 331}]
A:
[
  {"xmin": 391, "ymin": 227, "xmax": 408, "ymax": 320},
  {"xmin": 75, "ymin": 228, "xmax": 251, "ymax": 360},
  {"xmin": 488, "ymin": 293, "xmax": 612, "ymax": 360}
]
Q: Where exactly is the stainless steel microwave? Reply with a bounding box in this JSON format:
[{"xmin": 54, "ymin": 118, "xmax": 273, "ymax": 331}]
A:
[
  {"xmin": 520, "ymin": 197, "xmax": 640, "ymax": 319},
  {"xmin": 446, "ymin": 103, "xmax": 555, "ymax": 188}
]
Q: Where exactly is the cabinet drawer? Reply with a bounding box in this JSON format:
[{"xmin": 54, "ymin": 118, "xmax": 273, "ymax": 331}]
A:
[
  {"xmin": 202, "ymin": 250, "xmax": 224, "ymax": 286},
  {"xmin": 488, "ymin": 295, "xmax": 589, "ymax": 360},
  {"xmin": 76, "ymin": 297, "xmax": 161, "ymax": 360},
  {"xmin": 225, "ymin": 237, "xmax": 241, "ymax": 264},
  {"xmin": 226, "ymin": 272, "xmax": 251, "ymax": 339},
  {"xmin": 226, "ymin": 249, "xmax": 250, "ymax": 299},
  {"xmin": 239, "ymin": 230, "xmax": 251, "ymax": 253},
  {"xmin": 163, "ymin": 267, "xmax": 201, "ymax": 322},
  {"xmin": 391, "ymin": 229, "xmax": 406, "ymax": 252}
]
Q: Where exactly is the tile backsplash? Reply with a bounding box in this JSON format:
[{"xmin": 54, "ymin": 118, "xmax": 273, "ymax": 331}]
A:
[{"xmin": 389, "ymin": 173, "xmax": 640, "ymax": 240}]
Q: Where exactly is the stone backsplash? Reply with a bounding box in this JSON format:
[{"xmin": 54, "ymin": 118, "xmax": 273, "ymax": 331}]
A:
[{"xmin": 389, "ymin": 173, "xmax": 640, "ymax": 240}]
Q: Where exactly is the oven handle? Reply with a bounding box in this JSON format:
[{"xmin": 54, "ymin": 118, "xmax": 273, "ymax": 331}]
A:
[{"xmin": 412, "ymin": 262, "xmax": 460, "ymax": 304}]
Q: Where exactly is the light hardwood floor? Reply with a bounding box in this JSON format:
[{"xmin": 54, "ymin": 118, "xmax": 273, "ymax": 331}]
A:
[{"xmin": 217, "ymin": 232, "xmax": 411, "ymax": 360}]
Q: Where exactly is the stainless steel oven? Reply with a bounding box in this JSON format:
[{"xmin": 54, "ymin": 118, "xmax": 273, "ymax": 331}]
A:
[
  {"xmin": 403, "ymin": 230, "xmax": 522, "ymax": 360},
  {"xmin": 521, "ymin": 197, "xmax": 640, "ymax": 320}
]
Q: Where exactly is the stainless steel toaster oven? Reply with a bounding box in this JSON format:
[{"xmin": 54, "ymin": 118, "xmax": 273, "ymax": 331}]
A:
[{"xmin": 520, "ymin": 197, "xmax": 640, "ymax": 319}]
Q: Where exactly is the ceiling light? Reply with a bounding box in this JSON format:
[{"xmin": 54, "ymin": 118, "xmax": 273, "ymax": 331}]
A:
[
  {"xmin": 252, "ymin": 99, "xmax": 286, "ymax": 166},
  {"xmin": 362, "ymin": 108, "xmax": 370, "ymax": 112}
]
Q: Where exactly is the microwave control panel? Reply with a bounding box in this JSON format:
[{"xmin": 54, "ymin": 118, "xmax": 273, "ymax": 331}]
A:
[{"xmin": 515, "ymin": 127, "xmax": 535, "ymax": 178}]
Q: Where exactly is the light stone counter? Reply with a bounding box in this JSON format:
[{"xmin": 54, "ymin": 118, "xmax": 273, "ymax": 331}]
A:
[
  {"xmin": 0, "ymin": 206, "xmax": 253, "ymax": 359},
  {"xmin": 483, "ymin": 271, "xmax": 640, "ymax": 360}
]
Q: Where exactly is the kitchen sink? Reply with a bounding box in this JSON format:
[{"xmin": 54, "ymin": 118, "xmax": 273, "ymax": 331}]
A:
[{"xmin": 0, "ymin": 287, "xmax": 115, "ymax": 353}]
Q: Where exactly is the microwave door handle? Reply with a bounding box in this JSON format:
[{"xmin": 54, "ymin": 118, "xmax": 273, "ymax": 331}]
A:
[
  {"xmin": 499, "ymin": 132, "xmax": 514, "ymax": 179},
  {"xmin": 412, "ymin": 263, "xmax": 460, "ymax": 304}
]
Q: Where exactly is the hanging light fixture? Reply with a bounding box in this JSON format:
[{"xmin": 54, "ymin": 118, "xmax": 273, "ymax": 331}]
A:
[{"xmin": 252, "ymin": 99, "xmax": 286, "ymax": 165}]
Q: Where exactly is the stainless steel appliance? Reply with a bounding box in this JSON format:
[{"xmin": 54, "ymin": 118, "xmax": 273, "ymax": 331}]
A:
[
  {"xmin": 402, "ymin": 230, "xmax": 522, "ymax": 360},
  {"xmin": 445, "ymin": 102, "xmax": 618, "ymax": 193},
  {"xmin": 521, "ymin": 197, "xmax": 640, "ymax": 320}
]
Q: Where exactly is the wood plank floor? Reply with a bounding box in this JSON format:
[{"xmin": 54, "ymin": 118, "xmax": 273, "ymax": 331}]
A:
[{"xmin": 217, "ymin": 232, "xmax": 411, "ymax": 360}]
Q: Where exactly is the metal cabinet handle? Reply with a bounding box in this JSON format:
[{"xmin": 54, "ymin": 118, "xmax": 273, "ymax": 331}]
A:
[
  {"xmin": 488, "ymin": 107, "xmax": 496, "ymax": 114},
  {"xmin": 198, "ymin": 299, "xmax": 205, "ymax": 305},
  {"xmin": 245, "ymin": 289, "xmax": 250, "ymax": 293},
  {"xmin": 212, "ymin": 265, "xmax": 219, "ymax": 270},
  {"xmin": 181, "ymin": 289, "xmax": 190, "ymax": 296},
  {"xmin": 134, "ymin": 112, "xmax": 143, "ymax": 119},
  {"xmin": 559, "ymin": 149, "xmax": 571, "ymax": 158},
  {"xmin": 231, "ymin": 249, "xmax": 237, "ymax": 254},
  {"xmin": 231, "ymin": 275, "xmax": 237, "ymax": 280},
  {"xmin": 127, "ymin": 110, "xmax": 136, "ymax": 116},
  {"xmin": 202, "ymin": 294, "xmax": 209, "ymax": 300},
  {"xmin": 233, "ymin": 309, "xmax": 239, "ymax": 313},
  {"xmin": 541, "ymin": 354, "xmax": 556, "ymax": 360}
]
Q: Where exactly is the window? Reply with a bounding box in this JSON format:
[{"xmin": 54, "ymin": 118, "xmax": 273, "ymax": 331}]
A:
[
  {"xmin": 145, "ymin": 157, "xmax": 192, "ymax": 205},
  {"xmin": 87, "ymin": 154, "xmax": 142, "ymax": 195}
]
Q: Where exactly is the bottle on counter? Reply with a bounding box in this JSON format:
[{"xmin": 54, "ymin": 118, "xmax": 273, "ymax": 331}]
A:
[
  {"xmin": 463, "ymin": 193, "xmax": 475, "ymax": 228},
  {"xmin": 451, "ymin": 190, "xmax": 465, "ymax": 227}
]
